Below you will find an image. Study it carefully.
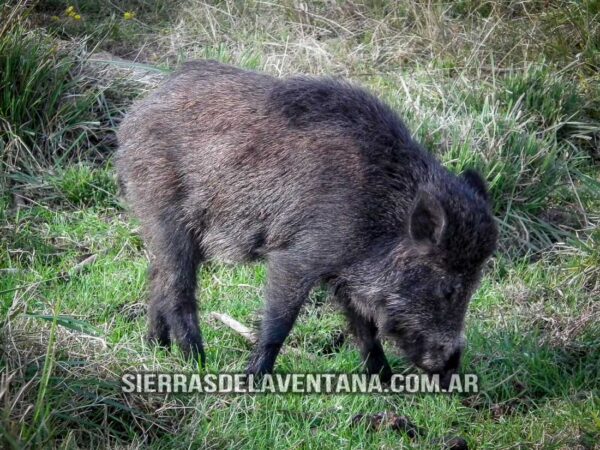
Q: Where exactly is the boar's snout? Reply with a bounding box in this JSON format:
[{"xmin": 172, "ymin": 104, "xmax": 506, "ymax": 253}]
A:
[
  {"xmin": 416, "ymin": 337, "xmax": 465, "ymax": 389},
  {"xmin": 436, "ymin": 347, "xmax": 463, "ymax": 390}
]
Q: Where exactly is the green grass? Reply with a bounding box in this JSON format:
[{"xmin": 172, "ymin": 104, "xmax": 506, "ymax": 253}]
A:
[
  {"xmin": 1, "ymin": 0, "xmax": 599, "ymax": 448},
  {"xmin": 2, "ymin": 200, "xmax": 598, "ymax": 448},
  {"xmin": 0, "ymin": 25, "xmax": 106, "ymax": 173}
]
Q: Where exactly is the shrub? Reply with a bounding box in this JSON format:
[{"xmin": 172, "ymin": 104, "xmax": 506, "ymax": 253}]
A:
[{"xmin": 0, "ymin": 19, "xmax": 104, "ymax": 184}]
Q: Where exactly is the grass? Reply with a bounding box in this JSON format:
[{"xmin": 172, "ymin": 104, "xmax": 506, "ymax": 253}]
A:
[{"xmin": 1, "ymin": 0, "xmax": 599, "ymax": 448}]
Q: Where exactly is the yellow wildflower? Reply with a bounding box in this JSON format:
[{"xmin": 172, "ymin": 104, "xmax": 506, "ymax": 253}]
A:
[
  {"xmin": 73, "ymin": 14, "xmax": 81, "ymax": 20},
  {"xmin": 123, "ymin": 11, "xmax": 135, "ymax": 20},
  {"xmin": 65, "ymin": 6, "xmax": 74, "ymax": 14}
]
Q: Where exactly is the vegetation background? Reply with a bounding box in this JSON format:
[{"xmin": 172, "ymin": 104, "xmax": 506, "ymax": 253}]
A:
[{"xmin": 1, "ymin": 0, "xmax": 598, "ymax": 448}]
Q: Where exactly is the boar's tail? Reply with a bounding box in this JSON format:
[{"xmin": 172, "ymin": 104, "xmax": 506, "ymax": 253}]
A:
[{"xmin": 116, "ymin": 172, "xmax": 127, "ymax": 198}]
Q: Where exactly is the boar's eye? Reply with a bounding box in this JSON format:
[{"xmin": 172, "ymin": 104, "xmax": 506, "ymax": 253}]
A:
[{"xmin": 441, "ymin": 284, "xmax": 455, "ymax": 300}]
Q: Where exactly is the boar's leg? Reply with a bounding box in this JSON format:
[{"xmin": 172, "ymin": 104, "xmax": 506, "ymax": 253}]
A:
[
  {"xmin": 146, "ymin": 216, "xmax": 205, "ymax": 365},
  {"xmin": 247, "ymin": 255, "xmax": 317, "ymax": 376},
  {"xmin": 339, "ymin": 299, "xmax": 392, "ymax": 382}
]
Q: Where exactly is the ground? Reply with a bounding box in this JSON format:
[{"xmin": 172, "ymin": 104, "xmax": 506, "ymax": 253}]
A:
[{"xmin": 1, "ymin": 1, "xmax": 599, "ymax": 448}]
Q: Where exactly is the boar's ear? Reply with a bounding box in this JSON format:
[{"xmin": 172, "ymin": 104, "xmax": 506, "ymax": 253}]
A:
[
  {"xmin": 408, "ymin": 189, "xmax": 446, "ymax": 246},
  {"xmin": 462, "ymin": 169, "xmax": 489, "ymax": 202}
]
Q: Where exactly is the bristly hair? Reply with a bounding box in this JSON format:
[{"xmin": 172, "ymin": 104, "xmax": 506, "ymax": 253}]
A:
[{"xmin": 266, "ymin": 76, "xmax": 421, "ymax": 163}]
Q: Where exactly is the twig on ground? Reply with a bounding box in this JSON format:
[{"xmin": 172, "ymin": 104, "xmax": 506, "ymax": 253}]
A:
[{"xmin": 209, "ymin": 312, "xmax": 258, "ymax": 344}]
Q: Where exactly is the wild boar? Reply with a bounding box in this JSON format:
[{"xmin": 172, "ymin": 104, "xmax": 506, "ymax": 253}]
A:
[{"xmin": 116, "ymin": 60, "xmax": 497, "ymax": 385}]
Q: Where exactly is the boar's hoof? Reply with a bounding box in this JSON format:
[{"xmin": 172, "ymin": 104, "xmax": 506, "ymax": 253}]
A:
[
  {"xmin": 179, "ymin": 338, "xmax": 206, "ymax": 367},
  {"xmin": 147, "ymin": 326, "xmax": 170, "ymax": 348}
]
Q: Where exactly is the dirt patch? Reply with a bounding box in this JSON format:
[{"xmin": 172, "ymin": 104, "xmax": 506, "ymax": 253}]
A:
[{"xmin": 351, "ymin": 412, "xmax": 421, "ymax": 438}]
